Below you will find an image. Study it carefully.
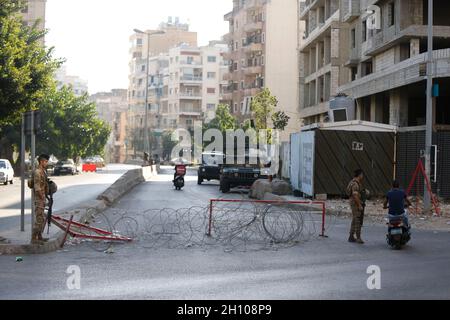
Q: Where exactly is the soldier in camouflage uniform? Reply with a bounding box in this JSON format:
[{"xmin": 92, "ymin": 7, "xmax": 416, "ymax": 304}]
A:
[
  {"xmin": 347, "ymin": 169, "xmax": 365, "ymax": 244},
  {"xmin": 32, "ymin": 154, "xmax": 50, "ymax": 245}
]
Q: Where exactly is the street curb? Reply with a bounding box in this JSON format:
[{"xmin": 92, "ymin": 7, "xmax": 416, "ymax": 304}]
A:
[{"xmin": 0, "ymin": 166, "xmax": 159, "ymax": 255}]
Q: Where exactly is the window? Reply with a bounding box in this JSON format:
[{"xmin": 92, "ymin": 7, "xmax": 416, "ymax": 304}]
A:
[
  {"xmin": 351, "ymin": 67, "xmax": 358, "ymax": 81},
  {"xmin": 262, "ymin": 33, "xmax": 265, "ymax": 44},
  {"xmin": 234, "ymin": 103, "xmax": 238, "ymax": 113},
  {"xmin": 388, "ymin": 2, "xmax": 395, "ymax": 27},
  {"xmin": 207, "ymin": 56, "xmax": 217, "ymax": 63},
  {"xmin": 241, "ymin": 81, "xmax": 244, "ymax": 89},
  {"xmin": 207, "ymin": 104, "xmax": 216, "ymax": 110},
  {"xmin": 186, "ymin": 119, "xmax": 193, "ymax": 125},
  {"xmin": 141, "ymin": 65, "xmax": 146, "ymax": 72},
  {"xmin": 362, "ymin": 20, "xmax": 367, "ymax": 42},
  {"xmin": 207, "ymin": 88, "xmax": 216, "ymax": 94},
  {"xmin": 351, "ymin": 28, "xmax": 356, "ymax": 49},
  {"xmin": 136, "ymin": 38, "xmax": 143, "ymax": 46},
  {"xmin": 240, "ymin": 102, "xmax": 244, "ymax": 112},
  {"xmin": 207, "ymin": 72, "xmax": 216, "ymax": 79}
]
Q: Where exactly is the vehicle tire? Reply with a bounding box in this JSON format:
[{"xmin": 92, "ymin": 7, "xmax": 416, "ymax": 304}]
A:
[
  {"xmin": 197, "ymin": 175, "xmax": 203, "ymax": 185},
  {"xmin": 9, "ymin": 178, "xmax": 13, "ymax": 185},
  {"xmin": 3, "ymin": 177, "xmax": 7, "ymax": 185},
  {"xmin": 220, "ymin": 178, "xmax": 230, "ymax": 193}
]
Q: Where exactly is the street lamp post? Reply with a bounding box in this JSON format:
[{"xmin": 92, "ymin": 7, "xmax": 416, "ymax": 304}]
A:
[
  {"xmin": 133, "ymin": 29, "xmax": 165, "ymax": 157},
  {"xmin": 424, "ymin": 0, "xmax": 433, "ymax": 212}
]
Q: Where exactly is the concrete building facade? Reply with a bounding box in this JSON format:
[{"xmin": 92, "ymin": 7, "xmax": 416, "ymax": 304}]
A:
[
  {"xmin": 90, "ymin": 89, "xmax": 128, "ymax": 164},
  {"xmin": 299, "ymin": 0, "xmax": 345, "ymax": 125},
  {"xmin": 337, "ymin": 0, "xmax": 450, "ymax": 128},
  {"xmin": 223, "ymin": 0, "xmax": 301, "ymax": 140},
  {"xmin": 21, "ymin": 0, "xmax": 46, "ymax": 30}
]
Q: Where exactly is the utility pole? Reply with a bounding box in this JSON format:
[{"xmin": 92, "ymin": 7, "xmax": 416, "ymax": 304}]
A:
[
  {"xmin": 424, "ymin": 0, "xmax": 434, "ymax": 212},
  {"xmin": 133, "ymin": 29, "xmax": 165, "ymax": 157}
]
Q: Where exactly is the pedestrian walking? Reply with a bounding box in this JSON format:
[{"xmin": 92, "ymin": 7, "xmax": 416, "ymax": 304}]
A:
[
  {"xmin": 347, "ymin": 169, "xmax": 365, "ymax": 244},
  {"xmin": 31, "ymin": 154, "xmax": 50, "ymax": 245}
]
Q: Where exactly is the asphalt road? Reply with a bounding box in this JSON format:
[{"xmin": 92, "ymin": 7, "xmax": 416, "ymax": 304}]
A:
[{"xmin": 0, "ymin": 167, "xmax": 449, "ymax": 300}]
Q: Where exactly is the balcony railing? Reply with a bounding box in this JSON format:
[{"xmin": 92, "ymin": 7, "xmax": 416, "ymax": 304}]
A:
[{"xmin": 180, "ymin": 75, "xmax": 203, "ymax": 82}]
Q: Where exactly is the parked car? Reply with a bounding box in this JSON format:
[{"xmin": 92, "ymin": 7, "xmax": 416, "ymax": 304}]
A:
[
  {"xmin": 84, "ymin": 156, "xmax": 105, "ymax": 168},
  {"xmin": 0, "ymin": 159, "xmax": 14, "ymax": 185},
  {"xmin": 54, "ymin": 159, "xmax": 77, "ymax": 176},
  {"xmin": 198, "ymin": 152, "xmax": 224, "ymax": 185}
]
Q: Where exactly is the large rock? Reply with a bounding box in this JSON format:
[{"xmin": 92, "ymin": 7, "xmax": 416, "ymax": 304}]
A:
[
  {"xmin": 249, "ymin": 180, "xmax": 272, "ymax": 199},
  {"xmin": 270, "ymin": 179, "xmax": 292, "ymax": 196}
]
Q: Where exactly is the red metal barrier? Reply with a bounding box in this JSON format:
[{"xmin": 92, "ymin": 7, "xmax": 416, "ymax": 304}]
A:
[
  {"xmin": 208, "ymin": 199, "xmax": 327, "ymax": 238},
  {"xmin": 82, "ymin": 164, "xmax": 97, "ymax": 172}
]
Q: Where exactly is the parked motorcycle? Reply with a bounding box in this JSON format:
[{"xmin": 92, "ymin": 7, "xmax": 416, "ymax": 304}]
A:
[
  {"xmin": 386, "ymin": 211, "xmax": 411, "ymax": 250},
  {"xmin": 173, "ymin": 164, "xmax": 187, "ymax": 191}
]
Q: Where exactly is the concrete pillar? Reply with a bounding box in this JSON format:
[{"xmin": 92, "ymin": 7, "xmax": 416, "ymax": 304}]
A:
[
  {"xmin": 410, "ymin": 38, "xmax": 420, "ymax": 57},
  {"xmin": 370, "ymin": 95, "xmax": 377, "ymax": 122},
  {"xmin": 389, "ymin": 90, "xmax": 401, "ymax": 126}
]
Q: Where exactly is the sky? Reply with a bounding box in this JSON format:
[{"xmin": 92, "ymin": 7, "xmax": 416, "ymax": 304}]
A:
[{"xmin": 45, "ymin": 0, "xmax": 232, "ymax": 94}]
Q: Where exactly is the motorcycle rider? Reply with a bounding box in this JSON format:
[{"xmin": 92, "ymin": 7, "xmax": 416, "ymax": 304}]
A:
[
  {"xmin": 173, "ymin": 156, "xmax": 186, "ymax": 181},
  {"xmin": 384, "ymin": 180, "xmax": 412, "ymax": 229}
]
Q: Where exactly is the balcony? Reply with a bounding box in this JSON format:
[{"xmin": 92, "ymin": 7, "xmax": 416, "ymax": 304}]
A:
[
  {"xmin": 244, "ymin": 87, "xmax": 262, "ymax": 96},
  {"xmin": 179, "ymin": 92, "xmax": 202, "ymax": 100},
  {"xmin": 244, "ymin": 42, "xmax": 263, "ymax": 53},
  {"xmin": 245, "ymin": 0, "xmax": 266, "ymax": 11},
  {"xmin": 341, "ymin": 0, "xmax": 360, "ymax": 23},
  {"xmin": 243, "ymin": 65, "xmax": 263, "ymax": 75},
  {"xmin": 244, "ymin": 21, "xmax": 263, "ymax": 33},
  {"xmin": 339, "ymin": 49, "xmax": 450, "ymax": 99},
  {"xmin": 179, "ymin": 60, "xmax": 202, "ymax": 67},
  {"xmin": 223, "ymin": 72, "xmax": 233, "ymax": 81},
  {"xmin": 180, "ymin": 75, "xmax": 203, "ymax": 85},
  {"xmin": 222, "ymin": 92, "xmax": 233, "ymax": 101}
]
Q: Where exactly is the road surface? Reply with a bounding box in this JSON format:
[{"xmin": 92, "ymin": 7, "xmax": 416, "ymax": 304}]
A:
[{"xmin": 1, "ymin": 167, "xmax": 449, "ymax": 299}]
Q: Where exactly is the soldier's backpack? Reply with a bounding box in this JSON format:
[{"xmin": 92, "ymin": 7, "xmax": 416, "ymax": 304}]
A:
[{"xmin": 27, "ymin": 178, "xmax": 34, "ymax": 189}]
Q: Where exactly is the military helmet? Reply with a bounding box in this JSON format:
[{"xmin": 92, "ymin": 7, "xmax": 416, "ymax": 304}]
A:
[{"xmin": 47, "ymin": 180, "xmax": 58, "ymax": 195}]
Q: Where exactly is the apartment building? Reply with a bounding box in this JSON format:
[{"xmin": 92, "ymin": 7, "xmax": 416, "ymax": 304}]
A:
[
  {"xmin": 299, "ymin": 0, "xmax": 345, "ymax": 125},
  {"xmin": 338, "ymin": 0, "xmax": 450, "ymax": 127},
  {"xmin": 223, "ymin": 0, "xmax": 300, "ymax": 139},
  {"xmin": 127, "ymin": 19, "xmax": 198, "ymax": 156},
  {"xmin": 20, "ymin": 0, "xmax": 46, "ymax": 30},
  {"xmin": 55, "ymin": 66, "xmax": 89, "ymax": 96},
  {"xmin": 90, "ymin": 89, "xmax": 128, "ymax": 163},
  {"xmin": 159, "ymin": 43, "xmax": 228, "ymax": 131}
]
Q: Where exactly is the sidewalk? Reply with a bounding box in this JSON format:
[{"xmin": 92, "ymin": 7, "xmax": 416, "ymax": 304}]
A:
[{"xmin": 0, "ymin": 164, "xmax": 139, "ymax": 254}]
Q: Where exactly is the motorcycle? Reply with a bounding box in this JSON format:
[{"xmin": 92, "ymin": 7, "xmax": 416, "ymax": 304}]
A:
[
  {"xmin": 386, "ymin": 210, "xmax": 411, "ymax": 250},
  {"xmin": 173, "ymin": 164, "xmax": 187, "ymax": 191}
]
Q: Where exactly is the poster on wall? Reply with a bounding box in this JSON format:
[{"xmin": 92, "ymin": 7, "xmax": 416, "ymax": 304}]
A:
[{"xmin": 300, "ymin": 131, "xmax": 315, "ymax": 197}]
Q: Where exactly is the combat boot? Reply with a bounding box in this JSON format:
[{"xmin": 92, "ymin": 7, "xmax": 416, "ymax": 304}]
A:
[
  {"xmin": 31, "ymin": 232, "xmax": 45, "ymax": 245},
  {"xmin": 355, "ymin": 232, "xmax": 365, "ymax": 244},
  {"xmin": 348, "ymin": 234, "xmax": 356, "ymax": 243}
]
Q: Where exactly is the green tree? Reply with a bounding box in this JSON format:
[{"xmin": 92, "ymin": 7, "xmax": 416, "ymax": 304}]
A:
[
  {"xmin": 250, "ymin": 88, "xmax": 278, "ymax": 130},
  {"xmin": 272, "ymin": 111, "xmax": 290, "ymax": 130},
  {"xmin": 162, "ymin": 130, "xmax": 178, "ymax": 161},
  {"xmin": 0, "ymin": 0, "xmax": 61, "ymax": 125},
  {"xmin": 205, "ymin": 104, "xmax": 237, "ymax": 132},
  {"xmin": 36, "ymin": 86, "xmax": 111, "ymax": 161}
]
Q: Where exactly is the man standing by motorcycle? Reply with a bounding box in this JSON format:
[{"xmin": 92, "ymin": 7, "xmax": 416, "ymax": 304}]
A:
[{"xmin": 384, "ymin": 180, "xmax": 412, "ymax": 229}]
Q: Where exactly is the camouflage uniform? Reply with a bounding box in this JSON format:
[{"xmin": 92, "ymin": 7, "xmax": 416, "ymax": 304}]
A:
[
  {"xmin": 348, "ymin": 178, "xmax": 363, "ymax": 238},
  {"xmin": 33, "ymin": 167, "xmax": 48, "ymax": 240}
]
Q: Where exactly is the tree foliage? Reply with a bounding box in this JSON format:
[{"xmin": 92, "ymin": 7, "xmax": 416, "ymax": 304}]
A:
[
  {"xmin": 250, "ymin": 88, "xmax": 278, "ymax": 130},
  {"xmin": 0, "ymin": 0, "xmax": 62, "ymax": 126},
  {"xmin": 205, "ymin": 104, "xmax": 237, "ymax": 132},
  {"xmin": 36, "ymin": 86, "xmax": 110, "ymax": 160},
  {"xmin": 272, "ymin": 111, "xmax": 290, "ymax": 130}
]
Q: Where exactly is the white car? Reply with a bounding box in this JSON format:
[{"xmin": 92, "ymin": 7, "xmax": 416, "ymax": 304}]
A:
[{"xmin": 0, "ymin": 159, "xmax": 14, "ymax": 185}]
